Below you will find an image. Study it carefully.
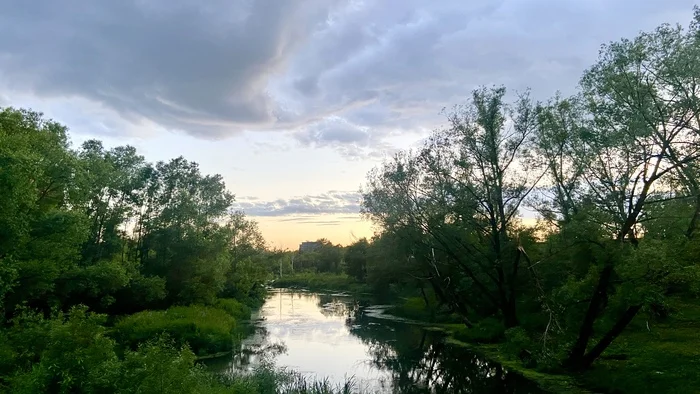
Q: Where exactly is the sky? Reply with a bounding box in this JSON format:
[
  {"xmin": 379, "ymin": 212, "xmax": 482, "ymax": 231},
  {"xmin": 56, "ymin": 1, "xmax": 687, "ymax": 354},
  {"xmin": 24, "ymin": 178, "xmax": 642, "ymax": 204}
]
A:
[{"xmin": 0, "ymin": 0, "xmax": 697, "ymax": 249}]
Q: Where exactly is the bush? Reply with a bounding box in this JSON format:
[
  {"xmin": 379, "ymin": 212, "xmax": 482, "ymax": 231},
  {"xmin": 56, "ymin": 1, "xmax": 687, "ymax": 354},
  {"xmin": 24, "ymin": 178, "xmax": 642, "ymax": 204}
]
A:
[
  {"xmin": 503, "ymin": 327, "xmax": 536, "ymax": 367},
  {"xmin": 0, "ymin": 332, "xmax": 15, "ymax": 378},
  {"xmin": 8, "ymin": 306, "xmax": 118, "ymax": 394},
  {"xmin": 390, "ymin": 296, "xmax": 433, "ymax": 320},
  {"xmin": 117, "ymin": 336, "xmax": 228, "ymax": 394},
  {"xmin": 455, "ymin": 317, "xmax": 506, "ymax": 343},
  {"xmin": 113, "ymin": 305, "xmax": 237, "ymax": 356},
  {"xmin": 215, "ymin": 298, "xmax": 252, "ymax": 321}
]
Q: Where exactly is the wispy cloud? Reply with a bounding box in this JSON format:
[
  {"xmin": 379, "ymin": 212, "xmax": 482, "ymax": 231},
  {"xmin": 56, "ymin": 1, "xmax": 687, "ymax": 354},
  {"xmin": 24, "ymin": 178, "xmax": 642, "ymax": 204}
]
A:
[{"xmin": 234, "ymin": 191, "xmax": 361, "ymax": 217}]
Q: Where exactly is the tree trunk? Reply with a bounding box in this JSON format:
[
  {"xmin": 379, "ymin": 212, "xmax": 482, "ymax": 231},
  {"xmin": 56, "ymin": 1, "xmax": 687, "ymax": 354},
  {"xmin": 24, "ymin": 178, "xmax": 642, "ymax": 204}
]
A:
[
  {"xmin": 564, "ymin": 263, "xmax": 613, "ymax": 369},
  {"xmin": 577, "ymin": 304, "xmax": 642, "ymax": 370},
  {"xmin": 502, "ymin": 301, "xmax": 519, "ymax": 328},
  {"xmin": 419, "ymin": 285, "xmax": 435, "ymax": 320}
]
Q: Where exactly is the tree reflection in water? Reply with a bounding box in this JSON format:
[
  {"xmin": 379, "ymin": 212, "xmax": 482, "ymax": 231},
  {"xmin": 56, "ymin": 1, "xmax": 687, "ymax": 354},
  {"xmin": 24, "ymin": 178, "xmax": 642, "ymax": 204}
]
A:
[
  {"xmin": 316, "ymin": 293, "xmax": 363, "ymax": 318},
  {"xmin": 345, "ymin": 304, "xmax": 544, "ymax": 394},
  {"xmin": 205, "ymin": 291, "xmax": 544, "ymax": 393},
  {"xmin": 204, "ymin": 323, "xmax": 289, "ymax": 376}
]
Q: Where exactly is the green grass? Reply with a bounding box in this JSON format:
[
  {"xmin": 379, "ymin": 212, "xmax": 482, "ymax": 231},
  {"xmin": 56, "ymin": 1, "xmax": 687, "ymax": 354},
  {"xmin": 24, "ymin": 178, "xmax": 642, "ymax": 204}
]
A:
[
  {"xmin": 113, "ymin": 305, "xmax": 240, "ymax": 356},
  {"xmin": 272, "ymin": 272, "xmax": 369, "ymax": 293},
  {"xmin": 440, "ymin": 297, "xmax": 700, "ymax": 394},
  {"xmin": 578, "ymin": 299, "xmax": 700, "ymax": 394}
]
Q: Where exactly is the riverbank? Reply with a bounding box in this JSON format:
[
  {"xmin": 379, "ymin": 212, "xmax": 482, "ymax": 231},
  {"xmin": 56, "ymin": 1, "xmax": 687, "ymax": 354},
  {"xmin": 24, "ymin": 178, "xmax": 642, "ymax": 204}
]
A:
[
  {"xmin": 208, "ymin": 288, "xmax": 550, "ymax": 393},
  {"xmin": 437, "ymin": 298, "xmax": 700, "ymax": 394},
  {"xmin": 272, "ymin": 279, "xmax": 700, "ymax": 394}
]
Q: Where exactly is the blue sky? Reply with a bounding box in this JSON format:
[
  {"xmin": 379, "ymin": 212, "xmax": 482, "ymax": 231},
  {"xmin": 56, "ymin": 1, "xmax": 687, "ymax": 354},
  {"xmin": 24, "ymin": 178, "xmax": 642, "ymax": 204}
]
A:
[{"xmin": 0, "ymin": 0, "xmax": 696, "ymax": 248}]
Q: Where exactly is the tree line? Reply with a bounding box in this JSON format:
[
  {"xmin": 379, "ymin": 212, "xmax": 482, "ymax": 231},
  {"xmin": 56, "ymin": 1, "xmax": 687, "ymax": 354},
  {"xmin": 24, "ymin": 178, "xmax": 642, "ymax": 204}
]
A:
[
  {"xmin": 0, "ymin": 106, "xmax": 283, "ymax": 392},
  {"xmin": 349, "ymin": 8, "xmax": 700, "ymax": 372}
]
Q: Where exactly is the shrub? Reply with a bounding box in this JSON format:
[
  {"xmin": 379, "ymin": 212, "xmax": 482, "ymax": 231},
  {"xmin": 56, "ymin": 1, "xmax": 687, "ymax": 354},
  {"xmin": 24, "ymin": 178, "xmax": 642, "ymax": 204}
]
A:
[
  {"xmin": 503, "ymin": 327, "xmax": 536, "ymax": 367},
  {"xmin": 455, "ymin": 317, "xmax": 506, "ymax": 343},
  {"xmin": 117, "ymin": 336, "xmax": 227, "ymax": 394},
  {"xmin": 390, "ymin": 296, "xmax": 433, "ymax": 320},
  {"xmin": 113, "ymin": 305, "xmax": 237, "ymax": 356},
  {"xmin": 215, "ymin": 298, "xmax": 252, "ymax": 321},
  {"xmin": 8, "ymin": 306, "xmax": 118, "ymax": 394}
]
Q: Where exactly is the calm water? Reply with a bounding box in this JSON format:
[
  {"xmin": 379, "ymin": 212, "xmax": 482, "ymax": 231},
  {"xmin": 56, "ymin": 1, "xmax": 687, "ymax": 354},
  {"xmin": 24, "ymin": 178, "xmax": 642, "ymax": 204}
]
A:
[{"xmin": 205, "ymin": 289, "xmax": 545, "ymax": 393}]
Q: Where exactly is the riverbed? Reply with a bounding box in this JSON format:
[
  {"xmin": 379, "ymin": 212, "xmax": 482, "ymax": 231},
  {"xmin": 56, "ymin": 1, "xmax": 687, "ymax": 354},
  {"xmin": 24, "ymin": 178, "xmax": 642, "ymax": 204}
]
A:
[{"xmin": 205, "ymin": 289, "xmax": 545, "ymax": 393}]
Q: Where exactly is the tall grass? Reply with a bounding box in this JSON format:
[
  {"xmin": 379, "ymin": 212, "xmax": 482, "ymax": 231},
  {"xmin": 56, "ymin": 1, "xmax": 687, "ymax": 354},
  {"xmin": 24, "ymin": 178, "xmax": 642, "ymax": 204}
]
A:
[
  {"xmin": 113, "ymin": 305, "xmax": 238, "ymax": 356},
  {"xmin": 219, "ymin": 364, "xmax": 365, "ymax": 394}
]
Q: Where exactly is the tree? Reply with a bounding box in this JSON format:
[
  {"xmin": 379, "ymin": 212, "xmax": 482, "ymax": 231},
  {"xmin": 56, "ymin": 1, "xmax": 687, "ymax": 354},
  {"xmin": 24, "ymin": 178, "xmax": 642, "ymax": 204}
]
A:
[
  {"xmin": 556, "ymin": 10, "xmax": 700, "ymax": 370},
  {"xmin": 0, "ymin": 108, "xmax": 89, "ymax": 315},
  {"xmin": 363, "ymin": 86, "xmax": 540, "ymax": 328},
  {"xmin": 345, "ymin": 238, "xmax": 369, "ymax": 281}
]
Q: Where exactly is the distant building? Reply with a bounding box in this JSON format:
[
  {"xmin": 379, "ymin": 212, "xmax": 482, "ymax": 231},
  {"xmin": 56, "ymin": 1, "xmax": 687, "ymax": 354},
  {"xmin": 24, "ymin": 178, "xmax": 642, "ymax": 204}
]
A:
[{"xmin": 299, "ymin": 241, "xmax": 321, "ymax": 253}]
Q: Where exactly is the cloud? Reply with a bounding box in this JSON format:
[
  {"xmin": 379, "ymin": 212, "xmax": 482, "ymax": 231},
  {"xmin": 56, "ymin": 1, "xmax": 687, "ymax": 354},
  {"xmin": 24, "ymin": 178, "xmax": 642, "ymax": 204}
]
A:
[
  {"xmin": 0, "ymin": 0, "xmax": 696, "ymax": 154},
  {"xmin": 291, "ymin": 116, "xmax": 397, "ymax": 159},
  {"xmin": 0, "ymin": 0, "xmax": 339, "ymax": 138},
  {"xmin": 235, "ymin": 191, "xmax": 361, "ymax": 217}
]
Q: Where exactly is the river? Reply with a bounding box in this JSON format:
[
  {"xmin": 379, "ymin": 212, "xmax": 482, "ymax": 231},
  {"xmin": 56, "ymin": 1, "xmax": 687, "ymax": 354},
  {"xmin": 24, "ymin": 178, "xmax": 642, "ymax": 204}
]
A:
[{"xmin": 205, "ymin": 289, "xmax": 545, "ymax": 393}]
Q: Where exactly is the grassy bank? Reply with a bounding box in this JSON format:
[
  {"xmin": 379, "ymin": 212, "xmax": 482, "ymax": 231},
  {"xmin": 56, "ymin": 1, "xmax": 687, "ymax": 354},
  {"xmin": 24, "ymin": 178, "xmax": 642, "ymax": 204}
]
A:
[
  {"xmin": 436, "ymin": 298, "xmax": 700, "ymax": 394},
  {"xmin": 272, "ymin": 272, "xmax": 369, "ymax": 293},
  {"xmin": 113, "ymin": 299, "xmax": 251, "ymax": 356},
  {"xmin": 576, "ymin": 299, "xmax": 700, "ymax": 394},
  {"xmin": 273, "ymin": 276, "xmax": 700, "ymax": 394},
  {"xmin": 1, "ymin": 292, "xmax": 378, "ymax": 393}
]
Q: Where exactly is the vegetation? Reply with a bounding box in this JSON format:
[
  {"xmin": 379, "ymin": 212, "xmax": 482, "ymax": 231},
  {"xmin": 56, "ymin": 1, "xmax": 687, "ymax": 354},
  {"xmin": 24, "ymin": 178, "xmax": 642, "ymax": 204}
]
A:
[
  {"xmin": 2, "ymin": 6, "xmax": 700, "ymax": 394},
  {"xmin": 113, "ymin": 305, "xmax": 239, "ymax": 356},
  {"xmin": 308, "ymin": 8, "xmax": 700, "ymax": 393},
  {"xmin": 4, "ymin": 307, "xmax": 363, "ymax": 394},
  {"xmin": 0, "ymin": 105, "xmax": 286, "ymax": 392}
]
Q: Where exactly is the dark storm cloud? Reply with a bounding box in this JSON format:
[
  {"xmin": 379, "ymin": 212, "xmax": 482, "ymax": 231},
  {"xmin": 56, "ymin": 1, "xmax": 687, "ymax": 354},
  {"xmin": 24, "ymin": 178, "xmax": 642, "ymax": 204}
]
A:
[
  {"xmin": 234, "ymin": 191, "xmax": 361, "ymax": 217},
  {"xmin": 0, "ymin": 0, "xmax": 697, "ymax": 152}
]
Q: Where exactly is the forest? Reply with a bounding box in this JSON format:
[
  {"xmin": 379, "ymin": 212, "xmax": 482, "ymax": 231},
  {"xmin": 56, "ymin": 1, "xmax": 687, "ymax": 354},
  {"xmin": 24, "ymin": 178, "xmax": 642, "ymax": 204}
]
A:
[{"xmin": 1, "ymin": 7, "xmax": 700, "ymax": 394}]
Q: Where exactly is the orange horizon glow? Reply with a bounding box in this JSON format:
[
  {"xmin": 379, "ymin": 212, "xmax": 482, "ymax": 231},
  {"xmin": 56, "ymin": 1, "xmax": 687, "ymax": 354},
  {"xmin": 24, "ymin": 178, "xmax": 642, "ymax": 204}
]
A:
[{"xmin": 254, "ymin": 215, "xmax": 540, "ymax": 250}]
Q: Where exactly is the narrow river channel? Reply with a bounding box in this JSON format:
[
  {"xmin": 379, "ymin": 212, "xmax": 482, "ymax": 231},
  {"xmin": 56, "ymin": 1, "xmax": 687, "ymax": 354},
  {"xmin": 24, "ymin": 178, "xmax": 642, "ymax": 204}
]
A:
[{"xmin": 205, "ymin": 289, "xmax": 545, "ymax": 393}]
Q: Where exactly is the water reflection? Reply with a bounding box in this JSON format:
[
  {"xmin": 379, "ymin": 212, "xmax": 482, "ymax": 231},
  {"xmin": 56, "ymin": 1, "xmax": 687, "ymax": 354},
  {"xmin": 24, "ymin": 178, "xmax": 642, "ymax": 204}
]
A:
[{"xmin": 205, "ymin": 289, "xmax": 544, "ymax": 393}]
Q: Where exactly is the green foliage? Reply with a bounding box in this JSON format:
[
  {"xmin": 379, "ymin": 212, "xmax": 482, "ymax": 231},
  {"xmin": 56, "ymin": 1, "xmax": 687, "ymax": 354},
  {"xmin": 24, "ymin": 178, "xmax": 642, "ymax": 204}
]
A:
[
  {"xmin": 115, "ymin": 336, "xmax": 225, "ymax": 394},
  {"xmin": 291, "ymin": 239, "xmax": 345, "ymax": 274},
  {"xmin": 578, "ymin": 298, "xmax": 700, "ymax": 393},
  {"xmin": 0, "ymin": 106, "xmax": 277, "ymax": 392},
  {"xmin": 2, "ymin": 8, "xmax": 700, "ymax": 394},
  {"xmin": 390, "ymin": 296, "xmax": 434, "ymax": 320},
  {"xmin": 7, "ymin": 306, "xmax": 117, "ymax": 394},
  {"xmin": 359, "ymin": 6, "xmax": 700, "ymax": 376},
  {"xmin": 113, "ymin": 305, "xmax": 238, "ymax": 356},
  {"xmin": 344, "ymin": 238, "xmax": 369, "ymax": 281},
  {"xmin": 455, "ymin": 317, "xmax": 507, "ymax": 344},
  {"xmin": 214, "ymin": 298, "xmax": 252, "ymax": 321},
  {"xmin": 503, "ymin": 327, "xmax": 535, "ymax": 365}
]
